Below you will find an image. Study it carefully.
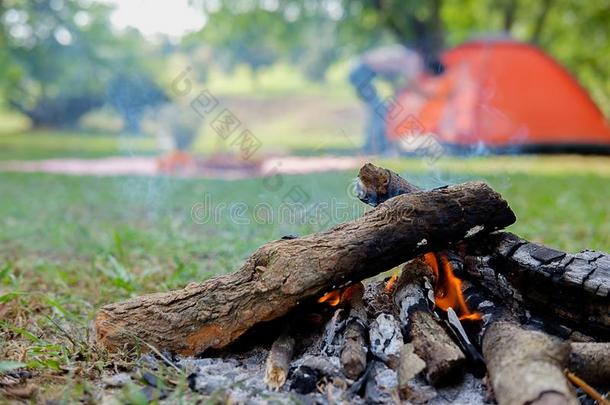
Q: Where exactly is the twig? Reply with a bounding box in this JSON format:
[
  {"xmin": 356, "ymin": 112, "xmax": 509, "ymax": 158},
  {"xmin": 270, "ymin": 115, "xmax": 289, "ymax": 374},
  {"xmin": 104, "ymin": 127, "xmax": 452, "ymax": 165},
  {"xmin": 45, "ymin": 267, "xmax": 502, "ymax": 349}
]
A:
[{"xmin": 565, "ymin": 369, "xmax": 610, "ymax": 405}]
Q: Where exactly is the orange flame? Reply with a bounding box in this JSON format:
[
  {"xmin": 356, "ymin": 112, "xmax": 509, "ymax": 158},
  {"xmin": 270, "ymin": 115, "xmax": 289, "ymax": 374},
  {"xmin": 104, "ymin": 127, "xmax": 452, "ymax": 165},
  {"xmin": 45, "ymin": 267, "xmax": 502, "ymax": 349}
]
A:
[
  {"xmin": 318, "ymin": 285, "xmax": 355, "ymax": 307},
  {"xmin": 423, "ymin": 252, "xmax": 481, "ymax": 321},
  {"xmin": 385, "ymin": 269, "xmax": 400, "ymax": 292}
]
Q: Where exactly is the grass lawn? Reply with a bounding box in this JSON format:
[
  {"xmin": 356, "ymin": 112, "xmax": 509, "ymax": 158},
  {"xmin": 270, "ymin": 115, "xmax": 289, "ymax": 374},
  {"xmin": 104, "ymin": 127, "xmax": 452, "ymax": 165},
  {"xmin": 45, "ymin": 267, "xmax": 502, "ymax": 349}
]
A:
[{"xmin": 1, "ymin": 156, "xmax": 610, "ymax": 401}]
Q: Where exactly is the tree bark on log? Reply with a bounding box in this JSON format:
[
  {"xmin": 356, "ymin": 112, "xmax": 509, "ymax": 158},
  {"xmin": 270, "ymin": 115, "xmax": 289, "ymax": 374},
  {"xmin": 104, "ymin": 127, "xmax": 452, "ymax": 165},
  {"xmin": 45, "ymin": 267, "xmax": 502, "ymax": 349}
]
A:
[
  {"xmin": 264, "ymin": 330, "xmax": 296, "ymax": 390},
  {"xmin": 394, "ymin": 259, "xmax": 466, "ymax": 385},
  {"xmin": 340, "ymin": 283, "xmax": 368, "ymax": 380},
  {"xmin": 569, "ymin": 342, "xmax": 610, "ymax": 386},
  {"xmin": 482, "ymin": 321, "xmax": 578, "ymax": 405},
  {"xmin": 355, "ymin": 163, "xmax": 421, "ymax": 206},
  {"xmin": 463, "ymin": 231, "xmax": 610, "ymax": 339},
  {"xmin": 95, "ymin": 171, "xmax": 515, "ymax": 355}
]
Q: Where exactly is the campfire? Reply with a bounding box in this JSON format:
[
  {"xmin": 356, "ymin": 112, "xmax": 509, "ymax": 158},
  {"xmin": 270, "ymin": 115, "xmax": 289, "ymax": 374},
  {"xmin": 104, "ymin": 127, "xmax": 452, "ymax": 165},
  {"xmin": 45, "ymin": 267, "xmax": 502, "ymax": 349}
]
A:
[{"xmin": 94, "ymin": 163, "xmax": 610, "ymax": 404}]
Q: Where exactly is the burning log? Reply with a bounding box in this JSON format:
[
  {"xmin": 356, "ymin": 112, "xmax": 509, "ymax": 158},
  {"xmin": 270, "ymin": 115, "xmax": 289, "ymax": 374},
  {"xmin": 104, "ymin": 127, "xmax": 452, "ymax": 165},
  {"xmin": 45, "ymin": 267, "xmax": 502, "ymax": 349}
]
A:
[
  {"xmin": 95, "ymin": 173, "xmax": 515, "ymax": 355},
  {"xmin": 264, "ymin": 329, "xmax": 296, "ymax": 390},
  {"xmin": 463, "ymin": 231, "xmax": 610, "ymax": 339},
  {"xmin": 339, "ymin": 283, "xmax": 368, "ymax": 380},
  {"xmin": 482, "ymin": 321, "xmax": 578, "ymax": 405},
  {"xmin": 393, "ymin": 259, "xmax": 466, "ymax": 385},
  {"xmin": 569, "ymin": 342, "xmax": 610, "ymax": 386}
]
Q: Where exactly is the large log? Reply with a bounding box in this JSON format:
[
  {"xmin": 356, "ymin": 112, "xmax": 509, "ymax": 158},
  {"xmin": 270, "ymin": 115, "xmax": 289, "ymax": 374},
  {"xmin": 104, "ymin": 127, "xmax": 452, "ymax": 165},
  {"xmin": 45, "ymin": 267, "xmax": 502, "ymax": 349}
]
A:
[
  {"xmin": 95, "ymin": 171, "xmax": 515, "ymax": 355},
  {"xmin": 462, "ymin": 231, "xmax": 610, "ymax": 339}
]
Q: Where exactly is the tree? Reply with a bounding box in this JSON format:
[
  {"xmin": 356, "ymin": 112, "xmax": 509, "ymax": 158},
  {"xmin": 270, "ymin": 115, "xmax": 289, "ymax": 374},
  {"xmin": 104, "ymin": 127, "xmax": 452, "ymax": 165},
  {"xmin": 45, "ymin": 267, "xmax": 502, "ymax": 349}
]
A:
[
  {"xmin": 0, "ymin": 0, "xmax": 169, "ymax": 129},
  {"xmin": 106, "ymin": 73, "xmax": 168, "ymax": 134}
]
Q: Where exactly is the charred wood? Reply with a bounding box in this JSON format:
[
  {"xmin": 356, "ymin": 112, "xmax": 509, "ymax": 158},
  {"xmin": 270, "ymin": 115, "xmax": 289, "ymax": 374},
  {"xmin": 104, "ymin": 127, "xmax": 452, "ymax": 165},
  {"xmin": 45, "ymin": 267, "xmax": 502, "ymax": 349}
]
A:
[
  {"xmin": 364, "ymin": 361, "xmax": 400, "ymax": 404},
  {"xmin": 463, "ymin": 231, "xmax": 610, "ymax": 339},
  {"xmin": 340, "ymin": 283, "xmax": 368, "ymax": 380},
  {"xmin": 394, "ymin": 259, "xmax": 466, "ymax": 385},
  {"xmin": 369, "ymin": 313, "xmax": 403, "ymax": 369},
  {"xmin": 289, "ymin": 355, "xmax": 345, "ymax": 395},
  {"xmin": 397, "ymin": 343, "xmax": 437, "ymax": 403}
]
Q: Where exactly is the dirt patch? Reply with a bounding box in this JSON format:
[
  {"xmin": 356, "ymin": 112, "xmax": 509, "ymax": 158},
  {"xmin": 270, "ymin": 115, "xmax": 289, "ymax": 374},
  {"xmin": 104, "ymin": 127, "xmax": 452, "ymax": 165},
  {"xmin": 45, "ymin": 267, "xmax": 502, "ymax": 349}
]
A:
[{"xmin": 0, "ymin": 155, "xmax": 365, "ymax": 179}]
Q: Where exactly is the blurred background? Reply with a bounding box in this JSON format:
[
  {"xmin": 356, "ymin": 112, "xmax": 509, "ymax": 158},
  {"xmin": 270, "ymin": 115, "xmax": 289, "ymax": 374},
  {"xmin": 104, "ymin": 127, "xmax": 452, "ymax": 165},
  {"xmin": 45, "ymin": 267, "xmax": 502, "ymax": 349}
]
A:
[
  {"xmin": 0, "ymin": 1, "xmax": 609, "ymax": 399},
  {"xmin": 0, "ymin": 0, "xmax": 608, "ymax": 159}
]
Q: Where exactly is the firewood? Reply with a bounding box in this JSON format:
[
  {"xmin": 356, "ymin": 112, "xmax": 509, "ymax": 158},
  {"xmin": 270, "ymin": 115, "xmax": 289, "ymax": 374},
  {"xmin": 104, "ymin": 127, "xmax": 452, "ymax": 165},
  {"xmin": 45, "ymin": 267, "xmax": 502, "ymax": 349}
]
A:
[
  {"xmin": 482, "ymin": 321, "xmax": 579, "ymax": 405},
  {"xmin": 397, "ymin": 343, "xmax": 437, "ymax": 403},
  {"xmin": 355, "ymin": 162, "xmax": 421, "ymax": 206},
  {"xmin": 264, "ymin": 329, "xmax": 296, "ymax": 390},
  {"xmin": 95, "ymin": 168, "xmax": 515, "ymax": 355},
  {"xmin": 463, "ymin": 231, "xmax": 610, "ymax": 339},
  {"xmin": 357, "ymin": 163, "xmax": 609, "ymax": 336},
  {"xmin": 569, "ymin": 342, "xmax": 610, "ymax": 386},
  {"xmin": 356, "ymin": 163, "xmax": 467, "ymax": 384},
  {"xmin": 339, "ymin": 283, "xmax": 368, "ymax": 380},
  {"xmin": 394, "ymin": 259, "xmax": 466, "ymax": 385}
]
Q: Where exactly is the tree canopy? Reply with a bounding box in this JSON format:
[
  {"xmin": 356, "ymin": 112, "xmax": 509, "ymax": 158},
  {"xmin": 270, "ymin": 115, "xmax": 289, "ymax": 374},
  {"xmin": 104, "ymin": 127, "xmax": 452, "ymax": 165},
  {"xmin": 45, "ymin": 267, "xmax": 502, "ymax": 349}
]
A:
[
  {"xmin": 0, "ymin": 0, "xmax": 167, "ymax": 129},
  {"xmin": 189, "ymin": 0, "xmax": 609, "ymax": 115}
]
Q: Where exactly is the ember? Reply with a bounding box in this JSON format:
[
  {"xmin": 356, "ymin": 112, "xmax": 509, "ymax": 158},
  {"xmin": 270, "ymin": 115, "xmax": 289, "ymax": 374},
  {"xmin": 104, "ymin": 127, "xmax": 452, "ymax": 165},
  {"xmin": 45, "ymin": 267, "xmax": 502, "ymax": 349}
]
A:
[
  {"xmin": 423, "ymin": 252, "xmax": 481, "ymax": 321},
  {"xmin": 384, "ymin": 269, "xmax": 399, "ymax": 291}
]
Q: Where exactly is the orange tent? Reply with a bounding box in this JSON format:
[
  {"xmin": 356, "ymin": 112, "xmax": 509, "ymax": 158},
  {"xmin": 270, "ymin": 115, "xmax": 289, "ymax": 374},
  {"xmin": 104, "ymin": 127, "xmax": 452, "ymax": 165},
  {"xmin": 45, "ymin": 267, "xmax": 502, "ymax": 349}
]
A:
[{"xmin": 387, "ymin": 40, "xmax": 610, "ymax": 152}]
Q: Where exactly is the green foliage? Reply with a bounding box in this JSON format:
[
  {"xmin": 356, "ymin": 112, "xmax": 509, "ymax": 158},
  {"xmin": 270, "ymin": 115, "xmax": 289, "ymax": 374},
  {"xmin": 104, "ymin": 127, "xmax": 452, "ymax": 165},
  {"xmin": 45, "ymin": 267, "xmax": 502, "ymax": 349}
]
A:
[
  {"xmin": 0, "ymin": 0, "xmax": 168, "ymax": 128},
  {"xmin": 188, "ymin": 0, "xmax": 609, "ymax": 114}
]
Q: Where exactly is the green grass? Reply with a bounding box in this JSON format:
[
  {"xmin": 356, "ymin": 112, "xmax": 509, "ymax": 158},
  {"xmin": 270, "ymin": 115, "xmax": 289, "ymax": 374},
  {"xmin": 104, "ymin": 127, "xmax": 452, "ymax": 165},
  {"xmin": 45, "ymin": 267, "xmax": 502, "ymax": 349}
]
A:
[
  {"xmin": 1, "ymin": 159, "xmax": 609, "ymax": 400},
  {"xmin": 0, "ymin": 131, "xmax": 158, "ymax": 161}
]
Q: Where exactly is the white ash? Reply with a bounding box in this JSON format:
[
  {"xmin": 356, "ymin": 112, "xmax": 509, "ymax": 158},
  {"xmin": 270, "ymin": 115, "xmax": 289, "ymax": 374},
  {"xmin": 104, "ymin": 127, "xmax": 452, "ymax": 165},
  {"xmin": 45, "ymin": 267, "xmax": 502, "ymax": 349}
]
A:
[
  {"xmin": 465, "ymin": 225, "xmax": 485, "ymax": 238},
  {"xmin": 417, "ymin": 238, "xmax": 428, "ymax": 248},
  {"xmin": 369, "ymin": 314, "xmax": 403, "ymax": 369},
  {"xmin": 365, "ymin": 361, "xmax": 399, "ymax": 404},
  {"xmin": 320, "ymin": 308, "xmax": 347, "ymax": 356},
  {"xmin": 428, "ymin": 373, "xmax": 487, "ymax": 404}
]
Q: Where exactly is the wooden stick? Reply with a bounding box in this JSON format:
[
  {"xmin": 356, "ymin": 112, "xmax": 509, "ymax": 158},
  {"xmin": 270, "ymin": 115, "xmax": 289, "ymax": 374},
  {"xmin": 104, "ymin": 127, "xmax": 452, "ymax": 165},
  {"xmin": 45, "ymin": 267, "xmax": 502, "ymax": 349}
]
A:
[
  {"xmin": 355, "ymin": 162, "xmax": 421, "ymax": 206},
  {"xmin": 482, "ymin": 321, "xmax": 579, "ymax": 405},
  {"xmin": 264, "ymin": 329, "xmax": 296, "ymax": 390},
  {"xmin": 95, "ymin": 166, "xmax": 515, "ymax": 355},
  {"xmin": 393, "ymin": 260, "xmax": 466, "ymax": 385},
  {"xmin": 565, "ymin": 370, "xmax": 610, "ymax": 405},
  {"xmin": 340, "ymin": 283, "xmax": 368, "ymax": 380}
]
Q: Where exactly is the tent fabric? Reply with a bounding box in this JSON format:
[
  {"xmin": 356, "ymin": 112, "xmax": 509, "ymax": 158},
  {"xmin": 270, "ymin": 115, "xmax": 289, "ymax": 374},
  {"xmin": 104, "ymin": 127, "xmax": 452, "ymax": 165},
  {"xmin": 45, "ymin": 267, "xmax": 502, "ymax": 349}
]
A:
[{"xmin": 386, "ymin": 40, "xmax": 610, "ymax": 149}]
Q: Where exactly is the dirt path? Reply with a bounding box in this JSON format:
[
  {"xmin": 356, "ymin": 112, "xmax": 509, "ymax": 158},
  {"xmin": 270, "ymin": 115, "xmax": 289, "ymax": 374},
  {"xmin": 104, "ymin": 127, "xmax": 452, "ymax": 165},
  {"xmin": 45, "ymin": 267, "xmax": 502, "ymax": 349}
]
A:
[{"xmin": 0, "ymin": 155, "xmax": 365, "ymax": 179}]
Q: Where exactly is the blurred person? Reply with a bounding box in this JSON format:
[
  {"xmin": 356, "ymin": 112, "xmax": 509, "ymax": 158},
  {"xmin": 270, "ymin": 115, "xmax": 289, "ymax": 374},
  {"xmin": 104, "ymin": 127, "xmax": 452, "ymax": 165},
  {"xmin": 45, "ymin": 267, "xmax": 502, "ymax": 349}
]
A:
[{"xmin": 350, "ymin": 45, "xmax": 442, "ymax": 154}]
